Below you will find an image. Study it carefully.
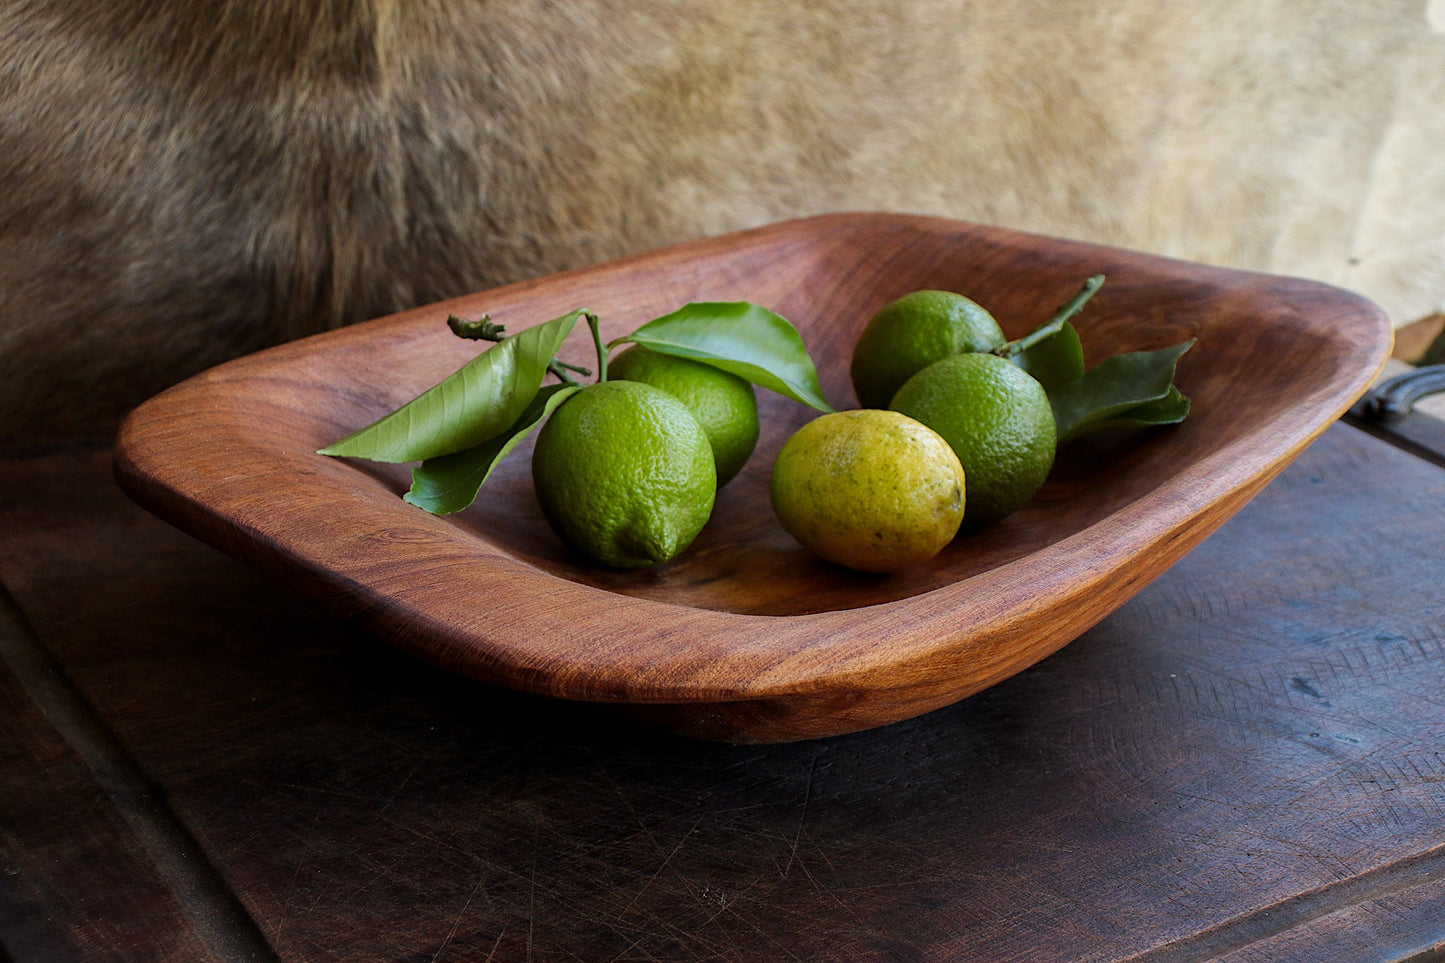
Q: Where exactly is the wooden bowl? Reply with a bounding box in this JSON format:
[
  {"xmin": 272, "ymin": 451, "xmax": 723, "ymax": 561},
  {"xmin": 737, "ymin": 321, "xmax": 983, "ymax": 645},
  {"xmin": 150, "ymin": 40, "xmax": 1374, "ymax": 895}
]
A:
[{"xmin": 114, "ymin": 213, "xmax": 1392, "ymax": 742}]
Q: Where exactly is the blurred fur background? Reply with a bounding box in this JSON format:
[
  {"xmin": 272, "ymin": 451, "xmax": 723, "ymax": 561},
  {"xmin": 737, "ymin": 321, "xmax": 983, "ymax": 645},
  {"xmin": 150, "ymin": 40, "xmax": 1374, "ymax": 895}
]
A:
[{"xmin": 3, "ymin": 0, "xmax": 1444, "ymax": 438}]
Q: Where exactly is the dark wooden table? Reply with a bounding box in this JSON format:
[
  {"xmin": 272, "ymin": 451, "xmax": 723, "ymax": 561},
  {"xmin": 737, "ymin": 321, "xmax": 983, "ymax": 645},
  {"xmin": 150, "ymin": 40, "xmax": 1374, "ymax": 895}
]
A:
[{"xmin": 3, "ymin": 413, "xmax": 1444, "ymax": 961}]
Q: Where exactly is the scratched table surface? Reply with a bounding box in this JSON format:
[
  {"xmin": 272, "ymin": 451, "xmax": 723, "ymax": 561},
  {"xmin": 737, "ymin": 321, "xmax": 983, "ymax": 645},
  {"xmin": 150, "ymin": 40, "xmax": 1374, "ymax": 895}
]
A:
[{"xmin": 2, "ymin": 417, "xmax": 1444, "ymax": 962}]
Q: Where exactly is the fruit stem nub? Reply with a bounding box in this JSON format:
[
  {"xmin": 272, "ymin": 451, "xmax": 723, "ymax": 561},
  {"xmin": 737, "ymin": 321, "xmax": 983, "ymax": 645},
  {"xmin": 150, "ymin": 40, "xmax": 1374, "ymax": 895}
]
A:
[
  {"xmin": 1000, "ymin": 274, "xmax": 1105, "ymax": 358},
  {"xmin": 446, "ymin": 313, "xmax": 507, "ymax": 341}
]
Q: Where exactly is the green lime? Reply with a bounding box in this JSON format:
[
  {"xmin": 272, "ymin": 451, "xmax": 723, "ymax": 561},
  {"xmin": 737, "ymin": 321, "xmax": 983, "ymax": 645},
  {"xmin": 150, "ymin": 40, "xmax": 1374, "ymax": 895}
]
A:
[
  {"xmin": 850, "ymin": 290, "xmax": 1007, "ymax": 409},
  {"xmin": 890, "ymin": 352, "xmax": 1055, "ymax": 527},
  {"xmin": 532, "ymin": 380, "xmax": 716, "ymax": 568},
  {"xmin": 607, "ymin": 345, "xmax": 759, "ymax": 485},
  {"xmin": 770, "ymin": 409, "xmax": 966, "ymax": 573}
]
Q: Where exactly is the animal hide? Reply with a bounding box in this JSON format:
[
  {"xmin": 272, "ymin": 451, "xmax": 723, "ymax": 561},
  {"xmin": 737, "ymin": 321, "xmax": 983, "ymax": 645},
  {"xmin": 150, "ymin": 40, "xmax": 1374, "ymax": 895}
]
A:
[{"xmin": 3, "ymin": 0, "xmax": 1443, "ymax": 437}]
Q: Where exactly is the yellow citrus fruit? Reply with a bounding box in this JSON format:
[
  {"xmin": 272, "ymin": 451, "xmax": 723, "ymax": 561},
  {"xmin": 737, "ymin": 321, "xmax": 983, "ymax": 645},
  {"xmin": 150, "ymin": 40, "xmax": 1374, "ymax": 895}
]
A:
[
  {"xmin": 889, "ymin": 352, "xmax": 1055, "ymax": 527},
  {"xmin": 607, "ymin": 345, "xmax": 759, "ymax": 485},
  {"xmin": 531, "ymin": 380, "xmax": 716, "ymax": 568},
  {"xmin": 770, "ymin": 409, "xmax": 966, "ymax": 573},
  {"xmin": 850, "ymin": 290, "xmax": 1007, "ymax": 409}
]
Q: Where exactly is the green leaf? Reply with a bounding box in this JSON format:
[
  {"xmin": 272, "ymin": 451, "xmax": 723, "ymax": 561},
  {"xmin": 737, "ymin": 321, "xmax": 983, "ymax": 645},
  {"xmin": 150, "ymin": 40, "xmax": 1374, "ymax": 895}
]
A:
[
  {"xmin": 1062, "ymin": 385, "xmax": 1191, "ymax": 440},
  {"xmin": 611, "ymin": 301, "xmax": 833, "ymax": 411},
  {"xmin": 403, "ymin": 383, "xmax": 580, "ymax": 514},
  {"xmin": 317, "ymin": 309, "xmax": 586, "ymax": 462},
  {"xmin": 1051, "ymin": 339, "xmax": 1195, "ymax": 442},
  {"xmin": 1011, "ymin": 320, "xmax": 1085, "ymax": 394}
]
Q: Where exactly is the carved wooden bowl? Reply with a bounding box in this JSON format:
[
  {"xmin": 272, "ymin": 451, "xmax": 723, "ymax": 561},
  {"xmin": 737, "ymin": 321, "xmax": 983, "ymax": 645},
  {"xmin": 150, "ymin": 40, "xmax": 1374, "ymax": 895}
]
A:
[{"xmin": 114, "ymin": 213, "xmax": 1392, "ymax": 742}]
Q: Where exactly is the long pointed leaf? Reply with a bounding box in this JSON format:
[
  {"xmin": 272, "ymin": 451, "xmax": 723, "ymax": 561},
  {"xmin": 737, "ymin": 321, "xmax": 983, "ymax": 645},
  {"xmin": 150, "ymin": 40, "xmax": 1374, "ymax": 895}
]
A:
[
  {"xmin": 1052, "ymin": 339, "xmax": 1195, "ymax": 441},
  {"xmin": 403, "ymin": 384, "xmax": 580, "ymax": 514},
  {"xmin": 1061, "ymin": 385, "xmax": 1191, "ymax": 441},
  {"xmin": 611, "ymin": 301, "xmax": 833, "ymax": 412},
  {"xmin": 318, "ymin": 309, "xmax": 585, "ymax": 462}
]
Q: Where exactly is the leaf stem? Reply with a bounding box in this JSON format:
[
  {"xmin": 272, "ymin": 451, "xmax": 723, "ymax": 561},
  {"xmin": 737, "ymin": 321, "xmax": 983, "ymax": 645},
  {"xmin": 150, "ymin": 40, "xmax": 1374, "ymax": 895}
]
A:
[
  {"xmin": 586, "ymin": 312, "xmax": 608, "ymax": 383},
  {"xmin": 447, "ymin": 312, "xmax": 591, "ymax": 385},
  {"xmin": 1000, "ymin": 274, "xmax": 1105, "ymax": 358}
]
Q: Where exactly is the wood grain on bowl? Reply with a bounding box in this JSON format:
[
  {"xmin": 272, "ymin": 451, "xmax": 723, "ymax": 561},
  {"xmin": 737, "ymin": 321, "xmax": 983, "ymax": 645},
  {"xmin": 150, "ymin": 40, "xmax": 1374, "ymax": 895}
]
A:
[{"xmin": 113, "ymin": 213, "xmax": 1392, "ymax": 742}]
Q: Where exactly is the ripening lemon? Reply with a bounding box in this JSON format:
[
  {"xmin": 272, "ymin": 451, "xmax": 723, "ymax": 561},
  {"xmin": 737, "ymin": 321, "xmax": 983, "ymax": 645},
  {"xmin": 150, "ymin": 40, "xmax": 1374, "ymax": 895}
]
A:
[
  {"xmin": 850, "ymin": 290, "xmax": 1007, "ymax": 409},
  {"xmin": 531, "ymin": 380, "xmax": 716, "ymax": 568},
  {"xmin": 770, "ymin": 409, "xmax": 966, "ymax": 573},
  {"xmin": 890, "ymin": 352, "xmax": 1055, "ymax": 528},
  {"xmin": 607, "ymin": 345, "xmax": 759, "ymax": 485}
]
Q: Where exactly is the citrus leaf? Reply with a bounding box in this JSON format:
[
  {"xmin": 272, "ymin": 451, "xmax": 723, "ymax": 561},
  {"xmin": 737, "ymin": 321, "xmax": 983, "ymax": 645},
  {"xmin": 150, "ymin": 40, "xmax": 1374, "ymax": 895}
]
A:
[
  {"xmin": 403, "ymin": 383, "xmax": 580, "ymax": 514},
  {"xmin": 611, "ymin": 301, "xmax": 834, "ymax": 412},
  {"xmin": 1051, "ymin": 339, "xmax": 1195, "ymax": 442},
  {"xmin": 1060, "ymin": 385, "xmax": 1191, "ymax": 441},
  {"xmin": 318, "ymin": 309, "xmax": 585, "ymax": 462},
  {"xmin": 1011, "ymin": 320, "xmax": 1085, "ymax": 394}
]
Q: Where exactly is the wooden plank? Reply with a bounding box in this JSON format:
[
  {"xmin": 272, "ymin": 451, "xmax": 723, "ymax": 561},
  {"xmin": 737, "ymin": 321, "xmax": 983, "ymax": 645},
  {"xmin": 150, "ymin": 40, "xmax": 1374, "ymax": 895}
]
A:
[
  {"xmin": 1210, "ymin": 866, "xmax": 1445, "ymax": 963},
  {"xmin": 0, "ymin": 589, "xmax": 238, "ymax": 961},
  {"xmin": 1127, "ymin": 846, "xmax": 1445, "ymax": 962},
  {"xmin": 2, "ymin": 423, "xmax": 1444, "ymax": 960}
]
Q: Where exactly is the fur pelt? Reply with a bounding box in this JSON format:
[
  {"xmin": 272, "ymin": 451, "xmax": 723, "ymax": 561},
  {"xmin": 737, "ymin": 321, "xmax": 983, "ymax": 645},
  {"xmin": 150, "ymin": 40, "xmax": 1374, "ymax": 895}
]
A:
[{"xmin": 3, "ymin": 0, "xmax": 1443, "ymax": 437}]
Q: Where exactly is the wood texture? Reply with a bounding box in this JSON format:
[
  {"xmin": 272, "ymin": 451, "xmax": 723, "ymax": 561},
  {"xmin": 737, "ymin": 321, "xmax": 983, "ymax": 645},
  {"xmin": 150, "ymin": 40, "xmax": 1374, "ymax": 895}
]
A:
[
  {"xmin": 111, "ymin": 213, "xmax": 1394, "ymax": 742},
  {"xmin": 3, "ymin": 425, "xmax": 1445, "ymax": 959},
  {"xmin": 0, "ymin": 599, "xmax": 221, "ymax": 962}
]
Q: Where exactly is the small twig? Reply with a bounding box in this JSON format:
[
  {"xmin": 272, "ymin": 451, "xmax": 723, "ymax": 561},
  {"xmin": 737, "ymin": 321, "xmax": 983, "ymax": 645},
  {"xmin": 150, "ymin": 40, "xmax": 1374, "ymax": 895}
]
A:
[
  {"xmin": 1000, "ymin": 274, "xmax": 1105, "ymax": 358},
  {"xmin": 446, "ymin": 313, "xmax": 591, "ymax": 385}
]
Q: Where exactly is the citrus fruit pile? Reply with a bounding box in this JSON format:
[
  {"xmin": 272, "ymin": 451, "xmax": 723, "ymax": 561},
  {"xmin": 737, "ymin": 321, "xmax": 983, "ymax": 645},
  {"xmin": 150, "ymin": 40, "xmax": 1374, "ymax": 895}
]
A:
[
  {"xmin": 773, "ymin": 280, "xmax": 1192, "ymax": 572},
  {"xmin": 607, "ymin": 345, "xmax": 760, "ymax": 486},
  {"xmin": 318, "ymin": 278, "xmax": 1191, "ymax": 575},
  {"xmin": 854, "ymin": 291, "xmax": 1056, "ymax": 529},
  {"xmin": 528, "ymin": 344, "xmax": 764, "ymax": 568},
  {"xmin": 317, "ymin": 301, "xmax": 831, "ymax": 569}
]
